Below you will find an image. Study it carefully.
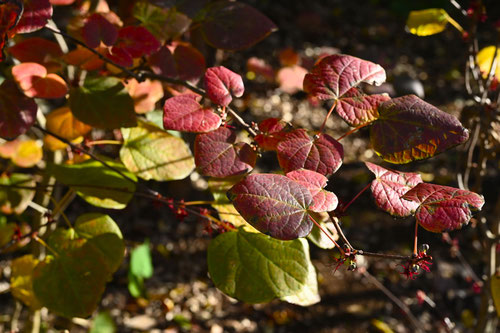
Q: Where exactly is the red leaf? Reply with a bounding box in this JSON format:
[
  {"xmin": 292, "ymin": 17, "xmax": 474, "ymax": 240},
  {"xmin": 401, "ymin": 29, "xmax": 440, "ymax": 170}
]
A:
[
  {"xmin": 149, "ymin": 43, "xmax": 206, "ymax": 82},
  {"xmin": 204, "ymin": 66, "xmax": 244, "ymax": 107},
  {"xmin": 106, "ymin": 46, "xmax": 133, "ymax": 67},
  {"xmin": 365, "ymin": 162, "xmax": 422, "ymax": 217},
  {"xmin": 49, "ymin": 0, "xmax": 75, "ymax": 4},
  {"xmin": 12, "ymin": 62, "xmax": 68, "ymax": 99},
  {"xmin": 370, "ymin": 95, "xmax": 469, "ymax": 164},
  {"xmin": 114, "ymin": 26, "xmax": 160, "ymax": 58},
  {"xmin": 82, "ymin": 13, "xmax": 118, "ymax": 48},
  {"xmin": 194, "ymin": 127, "xmax": 256, "ymax": 177},
  {"xmin": 286, "ymin": 169, "xmax": 338, "ymax": 212},
  {"xmin": 335, "ymin": 88, "xmax": 390, "ymax": 126},
  {"xmin": 402, "ymin": 183, "xmax": 484, "ymax": 232},
  {"xmin": 254, "ymin": 118, "xmax": 288, "ymax": 151},
  {"xmin": 8, "ymin": 37, "xmax": 62, "ymax": 71},
  {"xmin": 303, "ymin": 54, "xmax": 386, "ymax": 100},
  {"xmin": 163, "ymin": 95, "xmax": 221, "ymax": 133},
  {"xmin": 12, "ymin": 0, "xmax": 52, "ymax": 34},
  {"xmin": 201, "ymin": 1, "xmax": 277, "ymax": 51},
  {"xmin": 0, "ymin": 0, "xmax": 23, "ymax": 62},
  {"xmin": 228, "ymin": 173, "xmax": 314, "ymax": 240},
  {"xmin": 276, "ymin": 65, "xmax": 308, "ymax": 94},
  {"xmin": 0, "ymin": 79, "xmax": 37, "ymax": 139},
  {"xmin": 277, "ymin": 129, "xmax": 344, "ymax": 177}
]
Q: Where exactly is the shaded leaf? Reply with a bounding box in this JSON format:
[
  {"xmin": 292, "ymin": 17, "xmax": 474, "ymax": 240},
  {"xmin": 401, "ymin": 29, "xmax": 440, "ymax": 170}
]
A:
[
  {"xmin": 208, "ymin": 176, "xmax": 248, "ymax": 227},
  {"xmin": 12, "ymin": 62, "xmax": 67, "ymax": 98},
  {"xmin": 69, "ymin": 76, "xmax": 137, "ymax": 129},
  {"xmin": 0, "ymin": 139, "xmax": 42, "ymax": 168},
  {"xmin": 46, "ymin": 106, "xmax": 92, "ymax": 141},
  {"xmin": 62, "ymin": 46, "xmax": 104, "ymax": 71},
  {"xmin": 0, "ymin": 222, "xmax": 16, "ymax": 248},
  {"xmin": 0, "ymin": 79, "xmax": 37, "ymax": 139},
  {"xmin": 307, "ymin": 217, "xmax": 338, "ymax": 250},
  {"xmin": 201, "ymin": 0, "xmax": 277, "ymax": 51},
  {"xmin": 195, "ymin": 127, "xmax": 256, "ymax": 177},
  {"xmin": 492, "ymin": 274, "xmax": 500, "ymax": 317},
  {"xmin": 406, "ymin": 8, "xmax": 451, "ymax": 36},
  {"xmin": 207, "ymin": 228, "xmax": 311, "ymax": 303},
  {"xmin": 149, "ymin": 43, "xmax": 206, "ymax": 82},
  {"xmin": 335, "ymin": 88, "xmax": 390, "ymax": 126},
  {"xmin": 0, "ymin": 173, "xmax": 35, "ymax": 214},
  {"xmin": 228, "ymin": 173, "xmax": 313, "ymax": 240},
  {"xmin": 277, "ymin": 129, "xmax": 343, "ymax": 177},
  {"xmin": 402, "ymin": 183, "xmax": 484, "ymax": 232},
  {"xmin": 8, "ymin": 37, "xmax": 62, "ymax": 71},
  {"xmin": 47, "ymin": 159, "xmax": 137, "ymax": 209},
  {"xmin": 254, "ymin": 118, "xmax": 289, "ymax": 151},
  {"xmin": 286, "ymin": 169, "xmax": 338, "ymax": 212},
  {"xmin": 204, "ymin": 66, "xmax": 244, "ymax": 106},
  {"xmin": 303, "ymin": 54, "xmax": 386, "ymax": 100},
  {"xmin": 163, "ymin": 95, "xmax": 221, "ymax": 133},
  {"xmin": 114, "ymin": 26, "xmax": 160, "ymax": 58},
  {"xmin": 0, "ymin": 0, "xmax": 23, "ymax": 61},
  {"xmin": 120, "ymin": 120, "xmax": 195, "ymax": 181},
  {"xmin": 133, "ymin": 2, "xmax": 191, "ymax": 41},
  {"xmin": 12, "ymin": 0, "xmax": 52, "ymax": 34},
  {"xmin": 82, "ymin": 13, "xmax": 118, "ymax": 48},
  {"xmin": 370, "ymin": 95, "xmax": 469, "ymax": 164},
  {"xmin": 10, "ymin": 254, "xmax": 41, "ymax": 309},
  {"xmin": 365, "ymin": 162, "xmax": 422, "ymax": 217}
]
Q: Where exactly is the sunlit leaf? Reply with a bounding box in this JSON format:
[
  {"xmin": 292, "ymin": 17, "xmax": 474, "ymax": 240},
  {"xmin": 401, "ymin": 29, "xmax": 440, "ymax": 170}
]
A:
[
  {"xmin": 204, "ymin": 66, "xmax": 244, "ymax": 107},
  {"xmin": 402, "ymin": 183, "xmax": 484, "ymax": 232},
  {"xmin": 163, "ymin": 95, "xmax": 221, "ymax": 133},
  {"xmin": 123, "ymin": 78, "xmax": 163, "ymax": 114},
  {"xmin": 303, "ymin": 54, "xmax": 386, "ymax": 101},
  {"xmin": 12, "ymin": 0, "xmax": 52, "ymax": 34},
  {"xmin": 10, "ymin": 254, "xmax": 41, "ymax": 309},
  {"xmin": 0, "ymin": 139, "xmax": 42, "ymax": 168},
  {"xmin": 128, "ymin": 241, "xmax": 153, "ymax": 298},
  {"xmin": 82, "ymin": 13, "xmax": 118, "ymax": 48},
  {"xmin": 195, "ymin": 127, "xmax": 256, "ymax": 177},
  {"xmin": 228, "ymin": 173, "xmax": 313, "ymax": 240},
  {"xmin": 277, "ymin": 129, "xmax": 343, "ymax": 177},
  {"xmin": 254, "ymin": 118, "xmax": 289, "ymax": 151},
  {"xmin": 0, "ymin": 79, "xmax": 37, "ymax": 139},
  {"xmin": 365, "ymin": 162, "xmax": 422, "ymax": 217},
  {"xmin": 12, "ymin": 62, "xmax": 68, "ymax": 98},
  {"xmin": 476, "ymin": 46, "xmax": 500, "ymax": 81},
  {"xmin": 46, "ymin": 106, "xmax": 92, "ymax": 141},
  {"xmin": 207, "ymin": 228, "xmax": 311, "ymax": 303},
  {"xmin": 406, "ymin": 8, "xmax": 451, "ymax": 36},
  {"xmin": 201, "ymin": 0, "xmax": 277, "ymax": 51},
  {"xmin": 62, "ymin": 46, "xmax": 104, "ymax": 71},
  {"xmin": 90, "ymin": 312, "xmax": 116, "ymax": 333},
  {"xmin": 335, "ymin": 88, "xmax": 390, "ymax": 126},
  {"xmin": 47, "ymin": 159, "xmax": 137, "ymax": 209},
  {"xmin": 69, "ymin": 76, "xmax": 137, "ymax": 129},
  {"xmin": 370, "ymin": 95, "xmax": 469, "ymax": 164},
  {"xmin": 286, "ymin": 169, "xmax": 338, "ymax": 212},
  {"xmin": 281, "ymin": 250, "xmax": 320, "ymax": 306},
  {"xmin": 0, "ymin": 173, "xmax": 35, "ymax": 214},
  {"xmin": 120, "ymin": 120, "xmax": 195, "ymax": 181},
  {"xmin": 208, "ymin": 176, "xmax": 248, "ymax": 228}
]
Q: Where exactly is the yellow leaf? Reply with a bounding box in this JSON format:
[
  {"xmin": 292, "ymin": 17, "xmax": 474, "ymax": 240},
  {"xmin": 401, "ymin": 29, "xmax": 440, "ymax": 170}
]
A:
[
  {"xmin": 0, "ymin": 139, "xmax": 42, "ymax": 168},
  {"xmin": 476, "ymin": 46, "xmax": 500, "ymax": 81},
  {"xmin": 10, "ymin": 254, "xmax": 42, "ymax": 309},
  {"xmin": 406, "ymin": 9, "xmax": 452, "ymax": 36},
  {"xmin": 492, "ymin": 273, "xmax": 500, "ymax": 317},
  {"xmin": 43, "ymin": 134, "xmax": 84, "ymax": 151},
  {"xmin": 46, "ymin": 106, "xmax": 92, "ymax": 141}
]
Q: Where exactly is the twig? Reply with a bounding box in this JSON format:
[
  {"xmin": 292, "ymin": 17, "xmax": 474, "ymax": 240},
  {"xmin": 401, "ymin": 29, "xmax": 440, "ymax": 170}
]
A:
[
  {"xmin": 449, "ymin": 0, "xmax": 468, "ymax": 16},
  {"xmin": 319, "ymin": 101, "xmax": 337, "ymax": 133},
  {"xmin": 328, "ymin": 213, "xmax": 353, "ymax": 250},
  {"xmin": 356, "ymin": 250, "xmax": 412, "ymax": 261}
]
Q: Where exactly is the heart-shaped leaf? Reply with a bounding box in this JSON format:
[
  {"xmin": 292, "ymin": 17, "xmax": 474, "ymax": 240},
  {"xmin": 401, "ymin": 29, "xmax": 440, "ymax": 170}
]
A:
[
  {"xmin": 12, "ymin": 0, "xmax": 52, "ymax": 34},
  {"xmin": 254, "ymin": 118, "xmax": 289, "ymax": 151},
  {"xmin": 120, "ymin": 120, "xmax": 195, "ymax": 181},
  {"xmin": 370, "ymin": 95, "xmax": 469, "ymax": 164},
  {"xmin": 335, "ymin": 88, "xmax": 390, "ymax": 126},
  {"xmin": 201, "ymin": 1, "xmax": 277, "ymax": 51},
  {"xmin": 124, "ymin": 78, "xmax": 163, "ymax": 114},
  {"xmin": 149, "ymin": 43, "xmax": 206, "ymax": 82},
  {"xmin": 402, "ymin": 183, "xmax": 484, "ymax": 232},
  {"xmin": 303, "ymin": 54, "xmax": 386, "ymax": 101},
  {"xmin": 277, "ymin": 129, "xmax": 343, "ymax": 177},
  {"xmin": 69, "ymin": 76, "xmax": 137, "ymax": 129},
  {"xmin": 163, "ymin": 95, "xmax": 221, "ymax": 133},
  {"xmin": 228, "ymin": 173, "xmax": 313, "ymax": 240},
  {"xmin": 8, "ymin": 37, "xmax": 62, "ymax": 71},
  {"xmin": 0, "ymin": 173, "xmax": 35, "ymax": 214},
  {"xmin": 286, "ymin": 169, "xmax": 338, "ymax": 212},
  {"xmin": 204, "ymin": 66, "xmax": 244, "ymax": 106},
  {"xmin": 12, "ymin": 62, "xmax": 68, "ymax": 98},
  {"xmin": 207, "ymin": 228, "xmax": 312, "ymax": 303},
  {"xmin": 195, "ymin": 127, "xmax": 256, "ymax": 177},
  {"xmin": 82, "ymin": 13, "xmax": 118, "ymax": 48},
  {"xmin": 0, "ymin": 80, "xmax": 37, "ymax": 139},
  {"xmin": 281, "ymin": 253, "xmax": 320, "ymax": 306},
  {"xmin": 406, "ymin": 9, "xmax": 451, "ymax": 36},
  {"xmin": 46, "ymin": 106, "xmax": 92, "ymax": 141},
  {"xmin": 47, "ymin": 159, "xmax": 137, "ymax": 209},
  {"xmin": 365, "ymin": 162, "xmax": 422, "ymax": 217},
  {"xmin": 114, "ymin": 26, "xmax": 160, "ymax": 58}
]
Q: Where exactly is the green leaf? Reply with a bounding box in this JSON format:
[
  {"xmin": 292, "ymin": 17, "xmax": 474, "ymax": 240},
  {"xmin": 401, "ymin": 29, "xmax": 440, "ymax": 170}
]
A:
[
  {"xmin": 307, "ymin": 218, "xmax": 338, "ymax": 250},
  {"xmin": 120, "ymin": 120, "xmax": 195, "ymax": 181},
  {"xmin": 0, "ymin": 222, "xmax": 16, "ymax": 247},
  {"xmin": 47, "ymin": 159, "xmax": 137, "ymax": 209},
  {"xmin": 128, "ymin": 241, "xmax": 153, "ymax": 298},
  {"xmin": 0, "ymin": 173, "xmax": 35, "ymax": 215},
  {"xmin": 69, "ymin": 77, "xmax": 137, "ymax": 130},
  {"xmin": 74, "ymin": 213, "xmax": 123, "ymax": 239},
  {"xmin": 208, "ymin": 176, "xmax": 248, "ymax": 227},
  {"xmin": 10, "ymin": 254, "xmax": 42, "ymax": 309},
  {"xmin": 406, "ymin": 9, "xmax": 451, "ymax": 36},
  {"xmin": 281, "ymin": 254, "xmax": 320, "ymax": 306},
  {"xmin": 207, "ymin": 228, "xmax": 311, "ymax": 303},
  {"xmin": 133, "ymin": 2, "xmax": 191, "ymax": 41},
  {"xmin": 90, "ymin": 312, "xmax": 116, "ymax": 333}
]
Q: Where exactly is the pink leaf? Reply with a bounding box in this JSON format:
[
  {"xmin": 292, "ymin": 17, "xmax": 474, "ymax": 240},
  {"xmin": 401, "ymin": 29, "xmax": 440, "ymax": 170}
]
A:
[
  {"xmin": 12, "ymin": 62, "xmax": 68, "ymax": 99},
  {"xmin": 0, "ymin": 79, "xmax": 37, "ymax": 139},
  {"xmin": 82, "ymin": 13, "xmax": 118, "ymax": 48},
  {"xmin": 286, "ymin": 169, "xmax": 338, "ymax": 212},
  {"xmin": 12, "ymin": 0, "xmax": 52, "ymax": 34},
  {"xmin": 335, "ymin": 88, "xmax": 390, "ymax": 126},
  {"xmin": 204, "ymin": 66, "xmax": 244, "ymax": 107},
  {"xmin": 277, "ymin": 129, "xmax": 343, "ymax": 177},
  {"xmin": 303, "ymin": 54, "xmax": 386, "ymax": 100},
  {"xmin": 163, "ymin": 95, "xmax": 221, "ymax": 133},
  {"xmin": 194, "ymin": 127, "xmax": 256, "ymax": 177},
  {"xmin": 402, "ymin": 183, "xmax": 484, "ymax": 233},
  {"xmin": 228, "ymin": 173, "xmax": 313, "ymax": 240},
  {"xmin": 276, "ymin": 65, "xmax": 308, "ymax": 94},
  {"xmin": 365, "ymin": 162, "xmax": 422, "ymax": 217}
]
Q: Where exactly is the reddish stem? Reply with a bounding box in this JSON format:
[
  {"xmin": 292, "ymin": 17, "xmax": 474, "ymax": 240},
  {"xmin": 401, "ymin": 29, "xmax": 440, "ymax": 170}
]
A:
[
  {"xmin": 308, "ymin": 214, "xmax": 344, "ymax": 255},
  {"xmin": 413, "ymin": 221, "xmax": 419, "ymax": 255},
  {"xmin": 342, "ymin": 183, "xmax": 371, "ymax": 212},
  {"xmin": 319, "ymin": 101, "xmax": 337, "ymax": 133},
  {"xmin": 336, "ymin": 122, "xmax": 370, "ymax": 141}
]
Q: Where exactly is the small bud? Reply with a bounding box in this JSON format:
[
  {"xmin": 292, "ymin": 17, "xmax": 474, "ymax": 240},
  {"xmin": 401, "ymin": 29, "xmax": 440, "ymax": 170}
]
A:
[
  {"xmin": 420, "ymin": 243, "xmax": 430, "ymax": 253},
  {"xmin": 348, "ymin": 262, "xmax": 357, "ymax": 271}
]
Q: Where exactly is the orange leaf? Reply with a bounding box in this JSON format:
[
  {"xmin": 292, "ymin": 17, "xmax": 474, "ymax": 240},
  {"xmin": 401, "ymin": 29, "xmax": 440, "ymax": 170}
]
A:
[
  {"xmin": 0, "ymin": 139, "xmax": 42, "ymax": 168},
  {"xmin": 124, "ymin": 78, "xmax": 163, "ymax": 114},
  {"xmin": 12, "ymin": 62, "xmax": 68, "ymax": 98},
  {"xmin": 46, "ymin": 106, "xmax": 92, "ymax": 141}
]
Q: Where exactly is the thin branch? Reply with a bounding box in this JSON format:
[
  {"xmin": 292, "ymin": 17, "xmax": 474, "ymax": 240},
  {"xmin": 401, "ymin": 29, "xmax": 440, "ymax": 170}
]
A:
[
  {"xmin": 449, "ymin": 0, "xmax": 468, "ymax": 16},
  {"xmin": 336, "ymin": 122, "xmax": 370, "ymax": 141},
  {"xmin": 329, "ymin": 213, "xmax": 353, "ymax": 250},
  {"xmin": 356, "ymin": 250, "xmax": 412, "ymax": 261},
  {"xmin": 319, "ymin": 101, "xmax": 337, "ymax": 133},
  {"xmin": 308, "ymin": 214, "xmax": 343, "ymax": 254}
]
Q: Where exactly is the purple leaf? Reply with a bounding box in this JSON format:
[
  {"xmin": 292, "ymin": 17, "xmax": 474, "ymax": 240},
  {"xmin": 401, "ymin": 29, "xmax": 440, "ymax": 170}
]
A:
[
  {"xmin": 402, "ymin": 183, "xmax": 484, "ymax": 232},
  {"xmin": 204, "ymin": 66, "xmax": 244, "ymax": 107},
  {"xmin": 163, "ymin": 95, "xmax": 221, "ymax": 133},
  {"xmin": 228, "ymin": 173, "xmax": 314, "ymax": 240},
  {"xmin": 286, "ymin": 169, "xmax": 338, "ymax": 212},
  {"xmin": 12, "ymin": 0, "xmax": 52, "ymax": 34},
  {"xmin": 0, "ymin": 80, "xmax": 37, "ymax": 139},
  {"xmin": 365, "ymin": 162, "xmax": 422, "ymax": 217}
]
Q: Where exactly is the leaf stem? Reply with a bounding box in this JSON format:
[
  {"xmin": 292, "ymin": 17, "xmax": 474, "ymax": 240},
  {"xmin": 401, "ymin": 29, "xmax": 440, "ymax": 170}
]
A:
[
  {"xmin": 413, "ymin": 221, "xmax": 419, "ymax": 255},
  {"xmin": 328, "ymin": 213, "xmax": 354, "ymax": 250},
  {"xmin": 336, "ymin": 122, "xmax": 370, "ymax": 141},
  {"xmin": 85, "ymin": 140, "xmax": 123, "ymax": 146},
  {"xmin": 308, "ymin": 214, "xmax": 343, "ymax": 255},
  {"xmin": 319, "ymin": 101, "xmax": 337, "ymax": 133},
  {"xmin": 342, "ymin": 183, "xmax": 371, "ymax": 212}
]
